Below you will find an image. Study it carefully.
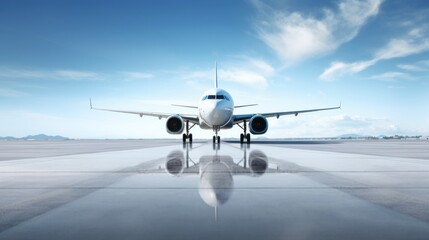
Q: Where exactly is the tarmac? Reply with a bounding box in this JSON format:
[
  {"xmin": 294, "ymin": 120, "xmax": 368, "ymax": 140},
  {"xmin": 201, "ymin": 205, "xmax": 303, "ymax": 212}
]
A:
[{"xmin": 0, "ymin": 139, "xmax": 428, "ymax": 240}]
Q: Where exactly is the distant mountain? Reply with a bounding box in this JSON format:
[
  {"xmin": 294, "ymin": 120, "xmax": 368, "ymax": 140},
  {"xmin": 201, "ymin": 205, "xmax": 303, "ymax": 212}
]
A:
[
  {"xmin": 0, "ymin": 136, "xmax": 16, "ymax": 140},
  {"xmin": 0, "ymin": 134, "xmax": 69, "ymax": 140}
]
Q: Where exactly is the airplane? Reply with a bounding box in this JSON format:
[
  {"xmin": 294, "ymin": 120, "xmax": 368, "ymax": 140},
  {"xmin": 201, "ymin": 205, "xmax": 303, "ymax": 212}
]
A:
[{"xmin": 90, "ymin": 64, "xmax": 340, "ymax": 143}]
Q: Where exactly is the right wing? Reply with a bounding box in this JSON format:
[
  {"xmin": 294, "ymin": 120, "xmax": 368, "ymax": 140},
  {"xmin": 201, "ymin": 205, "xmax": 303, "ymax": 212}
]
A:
[
  {"xmin": 233, "ymin": 105, "xmax": 341, "ymax": 123},
  {"xmin": 90, "ymin": 99, "xmax": 199, "ymax": 124}
]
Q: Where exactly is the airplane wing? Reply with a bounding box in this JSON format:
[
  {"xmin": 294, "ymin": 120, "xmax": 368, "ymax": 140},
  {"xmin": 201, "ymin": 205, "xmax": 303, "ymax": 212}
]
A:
[
  {"xmin": 90, "ymin": 99, "xmax": 199, "ymax": 124},
  {"xmin": 233, "ymin": 105, "xmax": 341, "ymax": 123}
]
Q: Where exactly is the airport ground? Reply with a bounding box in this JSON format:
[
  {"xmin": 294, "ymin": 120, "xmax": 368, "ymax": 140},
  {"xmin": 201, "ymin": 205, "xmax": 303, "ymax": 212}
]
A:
[{"xmin": 0, "ymin": 139, "xmax": 428, "ymax": 239}]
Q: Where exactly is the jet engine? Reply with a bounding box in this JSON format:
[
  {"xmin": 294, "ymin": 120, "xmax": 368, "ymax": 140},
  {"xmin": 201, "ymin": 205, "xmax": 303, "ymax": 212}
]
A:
[
  {"xmin": 166, "ymin": 115, "xmax": 184, "ymax": 134},
  {"xmin": 249, "ymin": 115, "xmax": 268, "ymax": 134},
  {"xmin": 249, "ymin": 150, "xmax": 268, "ymax": 176},
  {"xmin": 165, "ymin": 150, "xmax": 185, "ymax": 176}
]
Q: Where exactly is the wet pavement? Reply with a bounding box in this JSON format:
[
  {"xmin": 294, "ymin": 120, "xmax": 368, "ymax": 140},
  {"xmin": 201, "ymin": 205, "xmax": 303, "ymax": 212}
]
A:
[{"xmin": 0, "ymin": 140, "xmax": 428, "ymax": 240}]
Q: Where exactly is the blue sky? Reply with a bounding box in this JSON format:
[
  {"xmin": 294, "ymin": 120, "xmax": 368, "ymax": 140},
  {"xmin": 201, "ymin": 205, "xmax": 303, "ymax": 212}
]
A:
[{"xmin": 0, "ymin": 0, "xmax": 428, "ymax": 139}]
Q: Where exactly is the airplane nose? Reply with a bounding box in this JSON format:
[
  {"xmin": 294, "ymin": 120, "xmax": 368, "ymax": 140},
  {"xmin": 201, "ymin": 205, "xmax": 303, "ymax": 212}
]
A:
[{"xmin": 205, "ymin": 101, "xmax": 231, "ymax": 126}]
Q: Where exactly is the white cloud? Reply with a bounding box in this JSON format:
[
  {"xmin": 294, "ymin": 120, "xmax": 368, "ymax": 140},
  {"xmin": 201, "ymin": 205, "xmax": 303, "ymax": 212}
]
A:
[
  {"xmin": 245, "ymin": 58, "xmax": 275, "ymax": 75},
  {"xmin": 397, "ymin": 59, "xmax": 429, "ymax": 72},
  {"xmin": 397, "ymin": 64, "xmax": 425, "ymax": 72},
  {"xmin": 319, "ymin": 60, "xmax": 376, "ymax": 81},
  {"xmin": 121, "ymin": 72, "xmax": 154, "ymax": 80},
  {"xmin": 369, "ymin": 72, "xmax": 411, "ymax": 81},
  {"xmin": 183, "ymin": 57, "xmax": 275, "ymax": 88},
  {"xmin": 320, "ymin": 28, "xmax": 429, "ymax": 81},
  {"xmin": 375, "ymin": 38, "xmax": 429, "ymax": 60},
  {"xmin": 55, "ymin": 70, "xmax": 101, "ymax": 80},
  {"xmin": 270, "ymin": 114, "xmax": 400, "ymax": 137},
  {"xmin": 0, "ymin": 88, "xmax": 28, "ymax": 97},
  {"xmin": 420, "ymin": 60, "xmax": 429, "ymax": 67},
  {"xmin": 255, "ymin": 0, "xmax": 382, "ymax": 65},
  {"xmin": 186, "ymin": 70, "xmax": 213, "ymax": 80},
  {"xmin": 219, "ymin": 68, "xmax": 267, "ymax": 87},
  {"xmin": 0, "ymin": 67, "xmax": 102, "ymax": 81},
  {"xmin": 322, "ymin": 115, "xmax": 399, "ymax": 135},
  {"xmin": 387, "ymin": 85, "xmax": 405, "ymax": 89}
]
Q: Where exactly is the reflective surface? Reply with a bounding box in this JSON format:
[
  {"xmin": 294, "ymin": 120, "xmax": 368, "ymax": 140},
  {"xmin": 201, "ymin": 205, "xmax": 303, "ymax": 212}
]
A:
[{"xmin": 1, "ymin": 141, "xmax": 429, "ymax": 239}]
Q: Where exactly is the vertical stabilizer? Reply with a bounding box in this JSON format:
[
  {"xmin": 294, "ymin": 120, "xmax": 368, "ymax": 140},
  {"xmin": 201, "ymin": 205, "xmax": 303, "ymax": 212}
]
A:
[{"xmin": 215, "ymin": 62, "xmax": 218, "ymax": 89}]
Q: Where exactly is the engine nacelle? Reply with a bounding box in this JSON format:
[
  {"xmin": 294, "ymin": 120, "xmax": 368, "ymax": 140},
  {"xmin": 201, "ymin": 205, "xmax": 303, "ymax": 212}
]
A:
[
  {"xmin": 249, "ymin": 115, "xmax": 268, "ymax": 134},
  {"xmin": 249, "ymin": 150, "xmax": 268, "ymax": 176},
  {"xmin": 166, "ymin": 115, "xmax": 184, "ymax": 134}
]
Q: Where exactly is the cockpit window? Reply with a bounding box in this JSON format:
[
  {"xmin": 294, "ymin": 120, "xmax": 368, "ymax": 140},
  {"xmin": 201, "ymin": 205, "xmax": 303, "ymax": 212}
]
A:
[{"xmin": 202, "ymin": 95, "xmax": 230, "ymax": 101}]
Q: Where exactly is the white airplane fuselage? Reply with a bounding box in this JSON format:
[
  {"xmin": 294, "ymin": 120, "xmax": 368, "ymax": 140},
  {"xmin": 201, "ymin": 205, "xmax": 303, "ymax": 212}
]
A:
[{"xmin": 198, "ymin": 88, "xmax": 234, "ymax": 130}]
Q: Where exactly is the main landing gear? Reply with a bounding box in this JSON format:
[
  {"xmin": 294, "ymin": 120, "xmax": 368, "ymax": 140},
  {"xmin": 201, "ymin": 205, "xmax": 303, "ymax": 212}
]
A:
[
  {"xmin": 240, "ymin": 133, "xmax": 250, "ymax": 143},
  {"xmin": 182, "ymin": 120, "xmax": 196, "ymax": 143},
  {"xmin": 237, "ymin": 120, "xmax": 251, "ymax": 144},
  {"xmin": 183, "ymin": 133, "xmax": 192, "ymax": 143}
]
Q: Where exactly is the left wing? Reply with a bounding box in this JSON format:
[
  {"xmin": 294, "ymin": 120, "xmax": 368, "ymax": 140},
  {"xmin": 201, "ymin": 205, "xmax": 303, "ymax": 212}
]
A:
[
  {"xmin": 90, "ymin": 99, "xmax": 199, "ymax": 124},
  {"xmin": 233, "ymin": 105, "xmax": 341, "ymax": 123}
]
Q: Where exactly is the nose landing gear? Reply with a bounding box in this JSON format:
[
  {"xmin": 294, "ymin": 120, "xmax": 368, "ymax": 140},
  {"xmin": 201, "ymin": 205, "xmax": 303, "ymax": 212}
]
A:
[{"xmin": 212, "ymin": 128, "xmax": 220, "ymax": 143}]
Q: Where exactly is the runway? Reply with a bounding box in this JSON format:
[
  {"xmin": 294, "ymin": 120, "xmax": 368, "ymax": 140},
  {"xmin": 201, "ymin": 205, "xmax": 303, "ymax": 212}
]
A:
[{"xmin": 0, "ymin": 140, "xmax": 429, "ymax": 240}]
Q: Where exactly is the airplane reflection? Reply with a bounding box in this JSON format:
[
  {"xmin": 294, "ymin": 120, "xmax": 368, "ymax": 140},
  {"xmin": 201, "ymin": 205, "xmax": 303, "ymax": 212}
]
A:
[{"xmin": 162, "ymin": 145, "xmax": 273, "ymax": 220}]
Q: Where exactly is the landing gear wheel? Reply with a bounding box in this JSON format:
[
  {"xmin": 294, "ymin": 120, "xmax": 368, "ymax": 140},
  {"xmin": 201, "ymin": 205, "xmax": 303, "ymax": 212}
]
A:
[
  {"xmin": 217, "ymin": 136, "xmax": 220, "ymax": 143},
  {"xmin": 213, "ymin": 136, "xmax": 216, "ymax": 143},
  {"xmin": 182, "ymin": 133, "xmax": 187, "ymax": 143},
  {"xmin": 246, "ymin": 133, "xmax": 251, "ymax": 143},
  {"xmin": 189, "ymin": 134, "xmax": 193, "ymax": 143},
  {"xmin": 240, "ymin": 134, "xmax": 244, "ymax": 143}
]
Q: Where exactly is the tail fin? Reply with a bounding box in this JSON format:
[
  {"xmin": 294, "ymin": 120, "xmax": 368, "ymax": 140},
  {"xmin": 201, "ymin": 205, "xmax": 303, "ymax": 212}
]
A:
[{"xmin": 215, "ymin": 62, "xmax": 218, "ymax": 89}]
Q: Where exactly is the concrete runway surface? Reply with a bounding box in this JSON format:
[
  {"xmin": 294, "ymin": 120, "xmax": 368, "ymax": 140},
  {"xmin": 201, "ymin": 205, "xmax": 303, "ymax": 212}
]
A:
[{"xmin": 0, "ymin": 140, "xmax": 428, "ymax": 240}]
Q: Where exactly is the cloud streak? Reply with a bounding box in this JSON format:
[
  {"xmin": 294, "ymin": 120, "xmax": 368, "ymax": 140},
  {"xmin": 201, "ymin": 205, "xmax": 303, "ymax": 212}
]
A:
[
  {"xmin": 0, "ymin": 67, "xmax": 102, "ymax": 81},
  {"xmin": 0, "ymin": 88, "xmax": 28, "ymax": 97},
  {"xmin": 121, "ymin": 72, "xmax": 154, "ymax": 80},
  {"xmin": 255, "ymin": 0, "xmax": 382, "ymax": 65},
  {"xmin": 397, "ymin": 59, "xmax": 429, "ymax": 72},
  {"xmin": 271, "ymin": 114, "xmax": 399, "ymax": 137},
  {"xmin": 369, "ymin": 72, "xmax": 412, "ymax": 81},
  {"xmin": 184, "ymin": 57, "xmax": 275, "ymax": 88},
  {"xmin": 320, "ymin": 28, "xmax": 429, "ymax": 81}
]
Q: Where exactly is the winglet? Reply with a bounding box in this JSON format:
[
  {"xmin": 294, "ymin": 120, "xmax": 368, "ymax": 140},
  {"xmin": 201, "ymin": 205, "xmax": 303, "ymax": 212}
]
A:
[
  {"xmin": 339, "ymin": 101, "xmax": 342, "ymax": 109},
  {"xmin": 215, "ymin": 62, "xmax": 218, "ymax": 89},
  {"xmin": 89, "ymin": 98, "xmax": 93, "ymax": 109}
]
